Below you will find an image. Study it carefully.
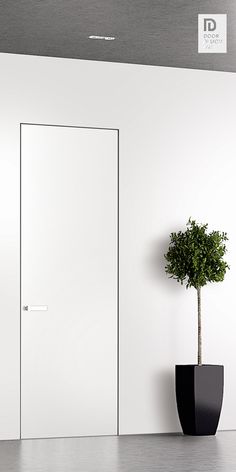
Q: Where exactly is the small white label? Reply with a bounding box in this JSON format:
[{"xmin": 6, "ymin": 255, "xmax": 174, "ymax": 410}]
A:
[
  {"xmin": 24, "ymin": 305, "xmax": 48, "ymax": 311},
  {"xmin": 198, "ymin": 14, "xmax": 227, "ymax": 53}
]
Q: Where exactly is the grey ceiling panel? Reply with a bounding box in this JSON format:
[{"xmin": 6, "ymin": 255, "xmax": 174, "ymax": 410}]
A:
[{"xmin": 0, "ymin": 0, "xmax": 235, "ymax": 72}]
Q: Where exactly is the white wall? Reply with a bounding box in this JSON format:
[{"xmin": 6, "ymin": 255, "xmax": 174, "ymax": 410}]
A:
[{"xmin": 1, "ymin": 52, "xmax": 236, "ymax": 439}]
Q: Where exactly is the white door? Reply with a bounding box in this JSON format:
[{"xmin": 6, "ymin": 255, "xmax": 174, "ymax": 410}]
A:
[{"xmin": 21, "ymin": 124, "xmax": 118, "ymax": 439}]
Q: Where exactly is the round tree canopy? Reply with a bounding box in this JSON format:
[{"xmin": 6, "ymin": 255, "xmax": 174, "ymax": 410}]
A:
[{"xmin": 164, "ymin": 219, "xmax": 229, "ymax": 289}]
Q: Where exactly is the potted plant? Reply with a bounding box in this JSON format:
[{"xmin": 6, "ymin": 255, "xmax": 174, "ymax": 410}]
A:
[{"xmin": 164, "ymin": 219, "xmax": 229, "ymax": 435}]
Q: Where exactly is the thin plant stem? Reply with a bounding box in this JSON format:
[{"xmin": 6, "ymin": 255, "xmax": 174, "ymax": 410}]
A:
[{"xmin": 197, "ymin": 287, "xmax": 202, "ymax": 365}]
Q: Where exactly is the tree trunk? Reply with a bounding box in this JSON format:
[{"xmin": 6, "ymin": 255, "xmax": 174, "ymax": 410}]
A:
[{"xmin": 197, "ymin": 287, "xmax": 202, "ymax": 365}]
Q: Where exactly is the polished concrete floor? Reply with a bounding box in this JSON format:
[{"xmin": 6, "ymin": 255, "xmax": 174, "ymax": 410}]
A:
[{"xmin": 1, "ymin": 431, "xmax": 236, "ymax": 472}]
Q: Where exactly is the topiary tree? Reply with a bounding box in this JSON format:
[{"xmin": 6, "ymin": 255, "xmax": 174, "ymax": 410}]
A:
[{"xmin": 164, "ymin": 219, "xmax": 229, "ymax": 365}]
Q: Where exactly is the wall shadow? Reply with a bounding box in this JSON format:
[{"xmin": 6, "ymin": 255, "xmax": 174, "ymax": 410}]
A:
[{"xmin": 154, "ymin": 368, "xmax": 181, "ymax": 432}]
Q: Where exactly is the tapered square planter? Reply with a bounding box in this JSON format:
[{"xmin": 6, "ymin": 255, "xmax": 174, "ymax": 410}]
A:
[{"xmin": 175, "ymin": 365, "xmax": 224, "ymax": 436}]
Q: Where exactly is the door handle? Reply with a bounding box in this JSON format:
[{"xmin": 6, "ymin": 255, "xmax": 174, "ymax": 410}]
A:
[{"xmin": 23, "ymin": 305, "xmax": 48, "ymax": 311}]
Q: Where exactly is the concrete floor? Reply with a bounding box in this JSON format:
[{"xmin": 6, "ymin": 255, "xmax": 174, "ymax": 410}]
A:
[{"xmin": 1, "ymin": 431, "xmax": 236, "ymax": 472}]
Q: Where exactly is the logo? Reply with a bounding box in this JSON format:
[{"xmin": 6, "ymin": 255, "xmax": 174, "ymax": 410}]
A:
[
  {"xmin": 198, "ymin": 14, "xmax": 227, "ymax": 53},
  {"xmin": 204, "ymin": 18, "xmax": 216, "ymax": 32}
]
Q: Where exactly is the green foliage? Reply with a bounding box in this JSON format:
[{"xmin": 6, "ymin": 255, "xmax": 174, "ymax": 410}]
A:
[{"xmin": 164, "ymin": 219, "xmax": 229, "ymax": 289}]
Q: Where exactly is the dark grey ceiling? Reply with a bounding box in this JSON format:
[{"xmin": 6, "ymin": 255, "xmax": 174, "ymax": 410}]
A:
[{"xmin": 1, "ymin": 0, "xmax": 236, "ymax": 72}]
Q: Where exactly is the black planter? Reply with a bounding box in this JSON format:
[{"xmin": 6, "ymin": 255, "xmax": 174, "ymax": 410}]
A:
[{"xmin": 175, "ymin": 365, "xmax": 224, "ymax": 436}]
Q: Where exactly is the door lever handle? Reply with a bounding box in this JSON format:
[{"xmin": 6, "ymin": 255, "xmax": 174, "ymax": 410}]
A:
[{"xmin": 23, "ymin": 305, "xmax": 48, "ymax": 311}]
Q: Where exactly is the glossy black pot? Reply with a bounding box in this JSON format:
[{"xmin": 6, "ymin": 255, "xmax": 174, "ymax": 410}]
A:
[{"xmin": 175, "ymin": 365, "xmax": 224, "ymax": 436}]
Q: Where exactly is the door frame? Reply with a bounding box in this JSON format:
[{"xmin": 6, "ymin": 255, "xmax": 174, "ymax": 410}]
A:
[{"xmin": 20, "ymin": 122, "xmax": 120, "ymax": 438}]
